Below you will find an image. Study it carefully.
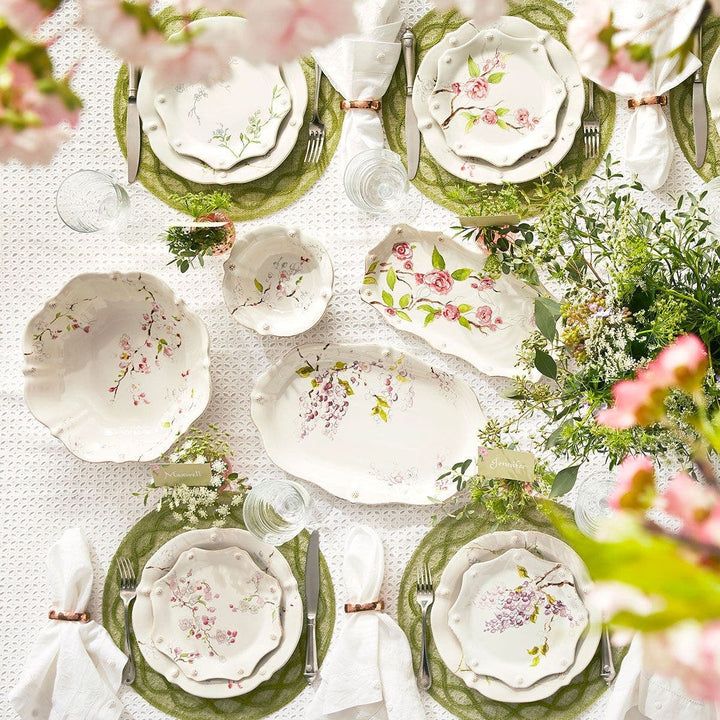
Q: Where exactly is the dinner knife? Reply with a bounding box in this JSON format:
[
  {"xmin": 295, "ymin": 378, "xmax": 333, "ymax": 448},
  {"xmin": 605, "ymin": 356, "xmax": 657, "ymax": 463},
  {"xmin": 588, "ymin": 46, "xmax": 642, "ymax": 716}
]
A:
[
  {"xmin": 693, "ymin": 26, "xmax": 708, "ymax": 168},
  {"xmin": 303, "ymin": 529, "xmax": 320, "ymax": 683},
  {"xmin": 126, "ymin": 64, "xmax": 142, "ymax": 184},
  {"xmin": 401, "ymin": 27, "xmax": 420, "ymax": 180}
]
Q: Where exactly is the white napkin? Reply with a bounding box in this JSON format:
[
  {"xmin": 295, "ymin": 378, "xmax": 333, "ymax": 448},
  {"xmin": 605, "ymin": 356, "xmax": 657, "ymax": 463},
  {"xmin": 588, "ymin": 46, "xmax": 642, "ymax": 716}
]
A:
[
  {"xmin": 9, "ymin": 529, "xmax": 127, "ymax": 720},
  {"xmin": 307, "ymin": 525, "xmax": 425, "ymax": 720},
  {"xmin": 585, "ymin": 0, "xmax": 704, "ymax": 190},
  {"xmin": 313, "ymin": 0, "xmax": 403, "ymax": 166},
  {"xmin": 606, "ymin": 636, "xmax": 720, "ymax": 720}
]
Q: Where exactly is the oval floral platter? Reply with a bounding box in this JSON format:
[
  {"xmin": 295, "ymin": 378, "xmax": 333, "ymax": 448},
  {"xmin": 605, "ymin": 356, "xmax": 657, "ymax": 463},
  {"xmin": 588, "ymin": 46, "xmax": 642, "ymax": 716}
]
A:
[
  {"xmin": 251, "ymin": 343, "xmax": 486, "ymax": 504},
  {"xmin": 361, "ymin": 225, "xmax": 540, "ymax": 378}
]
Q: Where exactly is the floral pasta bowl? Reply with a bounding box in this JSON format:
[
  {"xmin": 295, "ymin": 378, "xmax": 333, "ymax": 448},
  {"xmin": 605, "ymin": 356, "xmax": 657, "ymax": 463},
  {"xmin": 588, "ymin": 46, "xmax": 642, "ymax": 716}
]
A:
[
  {"xmin": 150, "ymin": 547, "xmax": 283, "ymax": 682},
  {"xmin": 23, "ymin": 272, "xmax": 211, "ymax": 462},
  {"xmin": 223, "ymin": 226, "xmax": 334, "ymax": 337}
]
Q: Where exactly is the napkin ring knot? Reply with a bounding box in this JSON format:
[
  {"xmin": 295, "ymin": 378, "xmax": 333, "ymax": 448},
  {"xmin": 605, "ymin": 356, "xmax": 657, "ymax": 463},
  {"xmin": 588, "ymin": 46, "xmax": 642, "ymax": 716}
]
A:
[
  {"xmin": 627, "ymin": 95, "xmax": 668, "ymax": 109},
  {"xmin": 344, "ymin": 601, "xmax": 384, "ymax": 613},
  {"xmin": 340, "ymin": 99, "xmax": 381, "ymax": 112},
  {"xmin": 49, "ymin": 610, "xmax": 90, "ymax": 622}
]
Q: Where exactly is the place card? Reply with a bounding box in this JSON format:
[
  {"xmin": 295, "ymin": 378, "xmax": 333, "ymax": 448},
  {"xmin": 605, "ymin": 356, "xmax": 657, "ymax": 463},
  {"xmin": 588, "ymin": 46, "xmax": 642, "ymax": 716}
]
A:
[
  {"xmin": 457, "ymin": 214, "xmax": 521, "ymax": 228},
  {"xmin": 478, "ymin": 449, "xmax": 536, "ymax": 484},
  {"xmin": 151, "ymin": 463, "xmax": 212, "ymax": 487}
]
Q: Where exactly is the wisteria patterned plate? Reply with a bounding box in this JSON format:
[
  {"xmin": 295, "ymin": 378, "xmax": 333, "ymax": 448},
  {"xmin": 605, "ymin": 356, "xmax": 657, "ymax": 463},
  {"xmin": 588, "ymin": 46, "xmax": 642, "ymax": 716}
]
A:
[
  {"xmin": 449, "ymin": 547, "xmax": 587, "ymax": 689},
  {"xmin": 361, "ymin": 225, "xmax": 540, "ymax": 378},
  {"xmin": 23, "ymin": 272, "xmax": 211, "ymax": 462},
  {"xmin": 154, "ymin": 17, "xmax": 292, "ymax": 171},
  {"xmin": 431, "ymin": 530, "xmax": 601, "ymax": 702},
  {"xmin": 251, "ymin": 343, "xmax": 486, "ymax": 504},
  {"xmin": 223, "ymin": 226, "xmax": 334, "ymax": 336},
  {"xmin": 150, "ymin": 547, "xmax": 283, "ymax": 682},
  {"xmin": 429, "ymin": 30, "xmax": 566, "ymax": 167},
  {"xmin": 133, "ymin": 528, "xmax": 303, "ymax": 698}
]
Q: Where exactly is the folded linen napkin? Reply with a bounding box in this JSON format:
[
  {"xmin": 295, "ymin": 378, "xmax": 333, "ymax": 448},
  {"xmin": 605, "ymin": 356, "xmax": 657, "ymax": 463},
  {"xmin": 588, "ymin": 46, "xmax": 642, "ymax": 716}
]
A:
[
  {"xmin": 9, "ymin": 529, "xmax": 127, "ymax": 720},
  {"xmin": 307, "ymin": 525, "xmax": 425, "ymax": 720},
  {"xmin": 313, "ymin": 0, "xmax": 403, "ymax": 166}
]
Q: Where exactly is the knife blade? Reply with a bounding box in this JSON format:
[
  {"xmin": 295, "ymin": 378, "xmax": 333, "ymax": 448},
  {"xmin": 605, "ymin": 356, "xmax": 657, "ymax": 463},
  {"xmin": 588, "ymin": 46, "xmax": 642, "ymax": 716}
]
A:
[
  {"xmin": 693, "ymin": 26, "xmax": 708, "ymax": 168},
  {"xmin": 126, "ymin": 64, "xmax": 142, "ymax": 184},
  {"xmin": 401, "ymin": 27, "xmax": 420, "ymax": 180},
  {"xmin": 303, "ymin": 529, "xmax": 320, "ymax": 683}
]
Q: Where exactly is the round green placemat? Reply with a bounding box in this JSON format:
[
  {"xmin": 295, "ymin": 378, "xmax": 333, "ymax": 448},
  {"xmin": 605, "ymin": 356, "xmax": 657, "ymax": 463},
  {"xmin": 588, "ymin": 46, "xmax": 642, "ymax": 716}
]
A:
[
  {"xmin": 383, "ymin": 3, "xmax": 616, "ymax": 216},
  {"xmin": 113, "ymin": 10, "xmax": 343, "ymax": 221},
  {"xmin": 670, "ymin": 15, "xmax": 720, "ymax": 181},
  {"xmin": 102, "ymin": 505, "xmax": 335, "ymax": 720},
  {"xmin": 399, "ymin": 504, "xmax": 624, "ymax": 720}
]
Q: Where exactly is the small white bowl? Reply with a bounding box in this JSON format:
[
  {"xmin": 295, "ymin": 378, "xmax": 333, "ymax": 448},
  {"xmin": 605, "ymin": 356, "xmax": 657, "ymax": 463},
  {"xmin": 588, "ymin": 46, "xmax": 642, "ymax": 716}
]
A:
[{"xmin": 222, "ymin": 226, "xmax": 334, "ymax": 336}]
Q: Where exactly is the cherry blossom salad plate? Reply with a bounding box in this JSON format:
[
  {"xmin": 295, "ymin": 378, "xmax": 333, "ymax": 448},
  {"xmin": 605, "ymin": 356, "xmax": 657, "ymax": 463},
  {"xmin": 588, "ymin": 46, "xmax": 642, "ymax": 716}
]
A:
[
  {"xmin": 137, "ymin": 17, "xmax": 307, "ymax": 185},
  {"xmin": 431, "ymin": 530, "xmax": 601, "ymax": 702},
  {"xmin": 150, "ymin": 547, "xmax": 283, "ymax": 682},
  {"xmin": 133, "ymin": 528, "xmax": 303, "ymax": 698},
  {"xmin": 448, "ymin": 547, "xmax": 588, "ymax": 689},
  {"xmin": 223, "ymin": 226, "xmax": 334, "ymax": 336},
  {"xmin": 429, "ymin": 30, "xmax": 566, "ymax": 167},
  {"xmin": 361, "ymin": 225, "xmax": 540, "ymax": 378},
  {"xmin": 251, "ymin": 343, "xmax": 486, "ymax": 504},
  {"xmin": 23, "ymin": 272, "xmax": 211, "ymax": 462},
  {"xmin": 413, "ymin": 16, "xmax": 583, "ymax": 184}
]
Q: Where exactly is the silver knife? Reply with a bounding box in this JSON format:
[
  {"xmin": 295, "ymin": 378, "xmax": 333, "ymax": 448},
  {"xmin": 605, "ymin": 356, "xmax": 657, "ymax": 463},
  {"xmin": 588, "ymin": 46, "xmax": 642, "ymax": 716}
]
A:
[
  {"xmin": 401, "ymin": 27, "xmax": 420, "ymax": 180},
  {"xmin": 600, "ymin": 626, "xmax": 617, "ymax": 685},
  {"xmin": 693, "ymin": 26, "xmax": 708, "ymax": 168},
  {"xmin": 126, "ymin": 64, "xmax": 142, "ymax": 184},
  {"xmin": 303, "ymin": 529, "xmax": 320, "ymax": 683}
]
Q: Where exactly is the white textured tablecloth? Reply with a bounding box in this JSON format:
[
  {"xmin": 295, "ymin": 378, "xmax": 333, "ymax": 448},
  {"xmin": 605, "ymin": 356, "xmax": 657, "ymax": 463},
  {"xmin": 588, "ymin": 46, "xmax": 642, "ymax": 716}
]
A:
[{"xmin": 0, "ymin": 1, "xmax": 705, "ymax": 719}]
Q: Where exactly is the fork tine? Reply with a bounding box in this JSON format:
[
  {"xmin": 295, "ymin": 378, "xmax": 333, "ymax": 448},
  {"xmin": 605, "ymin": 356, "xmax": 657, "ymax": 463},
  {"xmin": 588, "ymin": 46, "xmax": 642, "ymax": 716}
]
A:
[
  {"xmin": 416, "ymin": 565, "xmax": 421, "ymax": 589},
  {"xmin": 304, "ymin": 136, "xmax": 313, "ymax": 163},
  {"xmin": 312, "ymin": 132, "xmax": 325, "ymax": 164},
  {"xmin": 425, "ymin": 562, "xmax": 432, "ymax": 587},
  {"xmin": 595, "ymin": 128, "xmax": 600, "ymax": 158}
]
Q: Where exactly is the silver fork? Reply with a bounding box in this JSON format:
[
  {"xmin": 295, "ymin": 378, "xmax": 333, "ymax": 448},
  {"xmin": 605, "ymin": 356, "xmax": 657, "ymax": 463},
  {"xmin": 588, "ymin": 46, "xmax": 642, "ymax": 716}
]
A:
[
  {"xmin": 117, "ymin": 557, "xmax": 138, "ymax": 684},
  {"xmin": 415, "ymin": 562, "xmax": 434, "ymax": 690},
  {"xmin": 582, "ymin": 81, "xmax": 600, "ymax": 159},
  {"xmin": 304, "ymin": 62, "xmax": 326, "ymax": 164}
]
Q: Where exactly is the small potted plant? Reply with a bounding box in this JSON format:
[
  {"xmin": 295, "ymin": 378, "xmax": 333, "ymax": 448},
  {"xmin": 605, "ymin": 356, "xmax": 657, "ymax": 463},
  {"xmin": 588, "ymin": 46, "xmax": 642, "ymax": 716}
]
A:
[{"xmin": 165, "ymin": 191, "xmax": 236, "ymax": 272}]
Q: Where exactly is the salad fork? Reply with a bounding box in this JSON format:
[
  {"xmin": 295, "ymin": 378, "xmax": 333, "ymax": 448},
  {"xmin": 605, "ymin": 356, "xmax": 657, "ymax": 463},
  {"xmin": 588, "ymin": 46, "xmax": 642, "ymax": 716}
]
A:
[
  {"xmin": 117, "ymin": 556, "xmax": 138, "ymax": 684},
  {"xmin": 304, "ymin": 63, "xmax": 326, "ymax": 164},
  {"xmin": 582, "ymin": 81, "xmax": 600, "ymax": 159},
  {"xmin": 415, "ymin": 562, "xmax": 434, "ymax": 690}
]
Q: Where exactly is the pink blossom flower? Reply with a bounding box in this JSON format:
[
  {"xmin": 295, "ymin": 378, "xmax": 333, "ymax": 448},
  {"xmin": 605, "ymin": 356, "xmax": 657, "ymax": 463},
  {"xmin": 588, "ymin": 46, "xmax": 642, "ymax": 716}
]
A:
[
  {"xmin": 451, "ymin": 82, "xmax": 461, "ymax": 95},
  {"xmin": 423, "ymin": 270, "xmax": 454, "ymax": 295},
  {"xmin": 647, "ymin": 334, "xmax": 708, "ymax": 393},
  {"xmin": 566, "ymin": 0, "xmax": 613, "ymax": 83},
  {"xmin": 0, "ymin": 0, "xmax": 50, "ymax": 33},
  {"xmin": 414, "ymin": 273, "xmax": 425, "ymax": 284},
  {"xmin": 481, "ymin": 108, "xmax": 498, "ymax": 125},
  {"xmin": 386, "ymin": 307, "xmax": 396, "ymax": 316},
  {"xmin": 609, "ymin": 455, "xmax": 656, "ymax": 511},
  {"xmin": 613, "ymin": 47, "xmax": 650, "ymax": 82},
  {"xmin": 595, "ymin": 376, "xmax": 665, "ymax": 430},
  {"xmin": 660, "ymin": 472, "xmax": 717, "ymax": 527},
  {"xmin": 475, "ymin": 305, "xmax": 493, "ymax": 325},
  {"xmin": 515, "ymin": 108, "xmax": 538, "ymax": 130},
  {"xmin": 392, "ymin": 241, "xmax": 412, "ymax": 261},
  {"xmin": 442, "ymin": 304, "xmax": 460, "ymax": 321},
  {"xmin": 588, "ymin": 581, "xmax": 658, "ymax": 619},
  {"xmin": 464, "ymin": 77, "xmax": 489, "ymax": 101},
  {"xmin": 403, "ymin": 261, "xmax": 413, "ymax": 270},
  {"xmin": 432, "ymin": 0, "xmax": 507, "ymax": 28}
]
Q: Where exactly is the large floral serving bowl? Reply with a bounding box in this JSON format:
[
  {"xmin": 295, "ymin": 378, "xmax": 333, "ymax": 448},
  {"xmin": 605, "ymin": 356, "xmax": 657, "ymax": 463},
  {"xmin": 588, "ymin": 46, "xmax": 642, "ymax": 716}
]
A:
[{"xmin": 23, "ymin": 272, "xmax": 211, "ymax": 462}]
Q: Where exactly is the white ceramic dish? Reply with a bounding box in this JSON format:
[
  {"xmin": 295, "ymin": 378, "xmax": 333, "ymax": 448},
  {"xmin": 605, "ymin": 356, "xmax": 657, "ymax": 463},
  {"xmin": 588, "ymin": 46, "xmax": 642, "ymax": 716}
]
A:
[
  {"xmin": 361, "ymin": 225, "xmax": 540, "ymax": 378},
  {"xmin": 251, "ymin": 343, "xmax": 486, "ymax": 504},
  {"xmin": 137, "ymin": 17, "xmax": 307, "ymax": 185},
  {"xmin": 150, "ymin": 547, "xmax": 283, "ymax": 682},
  {"xmin": 449, "ymin": 547, "xmax": 588, "ymax": 688},
  {"xmin": 133, "ymin": 528, "xmax": 303, "ymax": 698},
  {"xmin": 707, "ymin": 46, "xmax": 720, "ymax": 136},
  {"xmin": 23, "ymin": 272, "xmax": 211, "ymax": 462},
  {"xmin": 430, "ymin": 530, "xmax": 601, "ymax": 702},
  {"xmin": 413, "ymin": 16, "xmax": 584, "ymax": 184},
  {"xmin": 429, "ymin": 30, "xmax": 566, "ymax": 166},
  {"xmin": 223, "ymin": 226, "xmax": 334, "ymax": 336}
]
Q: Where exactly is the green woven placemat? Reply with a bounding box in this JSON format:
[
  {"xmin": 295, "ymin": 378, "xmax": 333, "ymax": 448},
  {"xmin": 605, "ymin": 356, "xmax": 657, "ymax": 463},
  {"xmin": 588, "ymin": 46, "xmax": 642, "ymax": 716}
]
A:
[
  {"xmin": 398, "ymin": 504, "xmax": 624, "ymax": 720},
  {"xmin": 383, "ymin": 3, "xmax": 616, "ymax": 216},
  {"xmin": 113, "ymin": 9, "xmax": 343, "ymax": 221},
  {"xmin": 670, "ymin": 15, "xmax": 720, "ymax": 181},
  {"xmin": 102, "ymin": 505, "xmax": 335, "ymax": 720}
]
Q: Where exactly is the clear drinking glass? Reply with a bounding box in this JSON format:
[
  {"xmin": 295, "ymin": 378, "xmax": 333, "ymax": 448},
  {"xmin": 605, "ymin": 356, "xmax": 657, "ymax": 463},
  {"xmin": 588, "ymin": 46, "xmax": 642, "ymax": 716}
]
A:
[
  {"xmin": 242, "ymin": 479, "xmax": 312, "ymax": 545},
  {"xmin": 574, "ymin": 477, "xmax": 616, "ymax": 538},
  {"xmin": 56, "ymin": 170, "xmax": 130, "ymax": 232}
]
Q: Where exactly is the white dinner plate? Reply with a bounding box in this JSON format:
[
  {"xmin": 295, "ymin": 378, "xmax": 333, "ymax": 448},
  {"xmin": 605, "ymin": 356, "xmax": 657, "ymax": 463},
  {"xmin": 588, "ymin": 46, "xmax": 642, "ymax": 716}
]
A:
[{"xmin": 707, "ymin": 46, "xmax": 720, "ymax": 136}]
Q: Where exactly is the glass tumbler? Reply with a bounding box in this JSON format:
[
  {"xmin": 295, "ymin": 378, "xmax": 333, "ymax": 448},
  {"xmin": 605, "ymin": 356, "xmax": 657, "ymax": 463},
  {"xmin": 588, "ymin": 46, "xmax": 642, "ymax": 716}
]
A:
[
  {"xmin": 574, "ymin": 477, "xmax": 616, "ymax": 538},
  {"xmin": 56, "ymin": 170, "xmax": 130, "ymax": 232},
  {"xmin": 242, "ymin": 479, "xmax": 312, "ymax": 545}
]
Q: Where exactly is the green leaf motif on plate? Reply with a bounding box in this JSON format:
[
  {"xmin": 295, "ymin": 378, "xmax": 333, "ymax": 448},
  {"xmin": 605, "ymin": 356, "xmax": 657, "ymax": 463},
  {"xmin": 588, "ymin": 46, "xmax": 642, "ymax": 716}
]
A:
[
  {"xmin": 363, "ymin": 276, "xmax": 377, "ymax": 284},
  {"xmin": 254, "ymin": 279, "xmax": 263, "ymax": 293},
  {"xmin": 451, "ymin": 268, "xmax": 473, "ymax": 281},
  {"xmin": 458, "ymin": 316, "xmax": 472, "ymax": 330},
  {"xmin": 396, "ymin": 310, "xmax": 412, "ymax": 322},
  {"xmin": 382, "ymin": 290, "xmax": 393, "ymax": 307},
  {"xmin": 432, "ymin": 246, "xmax": 446, "ymax": 270},
  {"xmin": 468, "ymin": 55, "xmax": 481, "ymax": 77},
  {"xmin": 399, "ymin": 294, "xmax": 411, "ymax": 308},
  {"xmin": 488, "ymin": 72, "xmax": 505, "ymax": 83},
  {"xmin": 387, "ymin": 266, "xmax": 397, "ymax": 290}
]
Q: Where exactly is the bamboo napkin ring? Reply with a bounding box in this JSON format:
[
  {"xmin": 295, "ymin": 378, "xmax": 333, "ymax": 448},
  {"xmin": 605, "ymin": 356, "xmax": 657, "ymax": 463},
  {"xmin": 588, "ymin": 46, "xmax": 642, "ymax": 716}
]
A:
[
  {"xmin": 344, "ymin": 601, "xmax": 384, "ymax": 613},
  {"xmin": 49, "ymin": 610, "xmax": 90, "ymax": 622},
  {"xmin": 627, "ymin": 95, "xmax": 668, "ymax": 109},
  {"xmin": 340, "ymin": 100, "xmax": 381, "ymax": 111}
]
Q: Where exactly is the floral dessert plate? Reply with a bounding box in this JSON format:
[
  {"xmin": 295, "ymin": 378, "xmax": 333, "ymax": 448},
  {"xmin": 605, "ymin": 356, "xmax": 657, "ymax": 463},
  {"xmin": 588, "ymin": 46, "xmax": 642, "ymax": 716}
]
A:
[
  {"xmin": 431, "ymin": 530, "xmax": 601, "ymax": 702},
  {"xmin": 448, "ymin": 547, "xmax": 588, "ymax": 689},
  {"xmin": 150, "ymin": 547, "xmax": 283, "ymax": 682},
  {"xmin": 23, "ymin": 272, "xmax": 211, "ymax": 462},
  {"xmin": 361, "ymin": 225, "xmax": 540, "ymax": 378},
  {"xmin": 133, "ymin": 528, "xmax": 303, "ymax": 698},
  {"xmin": 413, "ymin": 16, "xmax": 584, "ymax": 184},
  {"xmin": 223, "ymin": 226, "xmax": 334, "ymax": 336},
  {"xmin": 154, "ymin": 17, "xmax": 292, "ymax": 171},
  {"xmin": 251, "ymin": 343, "xmax": 486, "ymax": 504},
  {"xmin": 429, "ymin": 30, "xmax": 566, "ymax": 167}
]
